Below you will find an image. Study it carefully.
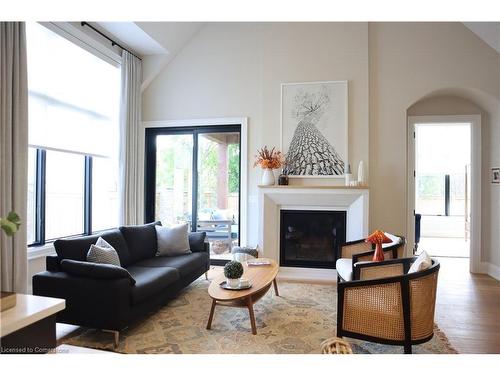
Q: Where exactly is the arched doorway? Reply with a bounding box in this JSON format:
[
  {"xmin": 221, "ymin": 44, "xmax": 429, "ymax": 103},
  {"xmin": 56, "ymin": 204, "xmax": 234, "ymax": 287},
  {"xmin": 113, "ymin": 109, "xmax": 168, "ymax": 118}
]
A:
[{"xmin": 406, "ymin": 94, "xmax": 485, "ymax": 273}]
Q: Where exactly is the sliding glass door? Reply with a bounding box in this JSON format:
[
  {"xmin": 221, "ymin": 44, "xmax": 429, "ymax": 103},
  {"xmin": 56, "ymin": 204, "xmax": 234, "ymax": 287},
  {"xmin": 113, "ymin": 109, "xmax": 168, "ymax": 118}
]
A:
[{"xmin": 145, "ymin": 126, "xmax": 241, "ymax": 264}]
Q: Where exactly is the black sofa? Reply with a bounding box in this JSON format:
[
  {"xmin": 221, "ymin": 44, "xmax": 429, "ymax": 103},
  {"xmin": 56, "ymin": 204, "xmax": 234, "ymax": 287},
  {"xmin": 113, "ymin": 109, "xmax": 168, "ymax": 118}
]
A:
[{"xmin": 32, "ymin": 222, "xmax": 210, "ymax": 344}]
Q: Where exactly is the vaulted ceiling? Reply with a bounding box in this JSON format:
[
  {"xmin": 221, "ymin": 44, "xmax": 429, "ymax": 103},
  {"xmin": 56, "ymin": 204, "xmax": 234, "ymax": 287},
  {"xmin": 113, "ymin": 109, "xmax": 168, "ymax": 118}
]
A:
[{"xmin": 92, "ymin": 21, "xmax": 499, "ymax": 91}]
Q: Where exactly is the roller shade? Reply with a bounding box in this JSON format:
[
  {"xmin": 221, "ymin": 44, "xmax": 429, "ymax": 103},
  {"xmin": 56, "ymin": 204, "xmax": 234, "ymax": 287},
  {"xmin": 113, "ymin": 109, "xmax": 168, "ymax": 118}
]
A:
[{"xmin": 26, "ymin": 22, "xmax": 120, "ymax": 157}]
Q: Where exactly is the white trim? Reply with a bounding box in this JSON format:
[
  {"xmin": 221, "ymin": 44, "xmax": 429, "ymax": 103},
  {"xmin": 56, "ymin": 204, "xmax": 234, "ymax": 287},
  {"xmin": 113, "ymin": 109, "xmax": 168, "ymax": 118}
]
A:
[
  {"xmin": 27, "ymin": 244, "xmax": 56, "ymax": 261},
  {"xmin": 407, "ymin": 115, "xmax": 481, "ymax": 272},
  {"xmin": 278, "ymin": 267, "xmax": 337, "ymax": 283},
  {"xmin": 141, "ymin": 118, "xmax": 248, "ymax": 245},
  {"xmin": 280, "ymin": 80, "xmax": 349, "ymax": 179},
  {"xmin": 480, "ymin": 262, "xmax": 500, "ymax": 281}
]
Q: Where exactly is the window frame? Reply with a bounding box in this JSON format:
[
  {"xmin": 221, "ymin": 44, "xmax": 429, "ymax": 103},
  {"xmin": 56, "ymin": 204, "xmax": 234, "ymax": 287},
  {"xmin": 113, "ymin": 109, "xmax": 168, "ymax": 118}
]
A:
[
  {"xmin": 28, "ymin": 148, "xmax": 115, "ymax": 247},
  {"xmin": 27, "ymin": 21, "xmax": 121, "ymax": 247}
]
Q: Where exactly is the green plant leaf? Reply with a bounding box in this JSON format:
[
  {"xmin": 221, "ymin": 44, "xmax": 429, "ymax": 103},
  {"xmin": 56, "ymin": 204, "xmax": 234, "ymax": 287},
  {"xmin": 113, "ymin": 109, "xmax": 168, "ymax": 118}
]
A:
[
  {"xmin": 7, "ymin": 211, "xmax": 21, "ymax": 227},
  {"xmin": 0, "ymin": 211, "xmax": 21, "ymax": 236},
  {"xmin": 0, "ymin": 219, "xmax": 17, "ymax": 236}
]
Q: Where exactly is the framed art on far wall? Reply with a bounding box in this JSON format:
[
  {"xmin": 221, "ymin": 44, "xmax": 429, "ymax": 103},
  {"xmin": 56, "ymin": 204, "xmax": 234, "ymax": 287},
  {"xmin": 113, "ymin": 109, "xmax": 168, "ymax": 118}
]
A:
[
  {"xmin": 492, "ymin": 168, "xmax": 500, "ymax": 184},
  {"xmin": 281, "ymin": 80, "xmax": 348, "ymax": 178}
]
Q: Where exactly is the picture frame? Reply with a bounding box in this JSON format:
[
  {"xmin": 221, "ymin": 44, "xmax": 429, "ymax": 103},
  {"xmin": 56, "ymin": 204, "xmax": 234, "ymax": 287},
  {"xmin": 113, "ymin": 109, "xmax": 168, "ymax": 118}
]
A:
[
  {"xmin": 492, "ymin": 168, "xmax": 500, "ymax": 184},
  {"xmin": 280, "ymin": 80, "xmax": 348, "ymax": 178}
]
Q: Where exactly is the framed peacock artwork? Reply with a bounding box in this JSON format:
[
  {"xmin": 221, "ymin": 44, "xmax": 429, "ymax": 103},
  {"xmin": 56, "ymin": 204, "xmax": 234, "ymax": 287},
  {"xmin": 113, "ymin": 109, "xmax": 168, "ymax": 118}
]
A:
[{"xmin": 281, "ymin": 80, "xmax": 348, "ymax": 178}]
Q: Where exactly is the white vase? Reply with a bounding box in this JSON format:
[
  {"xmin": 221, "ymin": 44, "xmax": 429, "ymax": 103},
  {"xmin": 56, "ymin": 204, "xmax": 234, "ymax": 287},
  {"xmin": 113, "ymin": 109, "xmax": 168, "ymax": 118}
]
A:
[
  {"xmin": 261, "ymin": 168, "xmax": 275, "ymax": 186},
  {"xmin": 357, "ymin": 160, "xmax": 365, "ymax": 185},
  {"xmin": 226, "ymin": 278, "xmax": 240, "ymax": 288}
]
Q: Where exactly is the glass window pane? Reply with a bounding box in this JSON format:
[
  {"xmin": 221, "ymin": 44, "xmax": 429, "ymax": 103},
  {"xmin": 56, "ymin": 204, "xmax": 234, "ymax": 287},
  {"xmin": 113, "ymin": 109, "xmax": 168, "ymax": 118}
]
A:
[
  {"xmin": 92, "ymin": 157, "xmax": 119, "ymax": 231},
  {"xmin": 197, "ymin": 132, "xmax": 240, "ymax": 260},
  {"xmin": 45, "ymin": 151, "xmax": 84, "ymax": 239},
  {"xmin": 27, "ymin": 148, "xmax": 37, "ymax": 244},
  {"xmin": 155, "ymin": 134, "xmax": 193, "ymax": 227}
]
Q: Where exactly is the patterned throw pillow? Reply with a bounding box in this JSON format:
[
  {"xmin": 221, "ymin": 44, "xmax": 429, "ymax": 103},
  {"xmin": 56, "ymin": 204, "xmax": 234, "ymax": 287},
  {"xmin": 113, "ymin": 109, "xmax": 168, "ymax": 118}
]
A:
[{"xmin": 86, "ymin": 237, "xmax": 121, "ymax": 266}]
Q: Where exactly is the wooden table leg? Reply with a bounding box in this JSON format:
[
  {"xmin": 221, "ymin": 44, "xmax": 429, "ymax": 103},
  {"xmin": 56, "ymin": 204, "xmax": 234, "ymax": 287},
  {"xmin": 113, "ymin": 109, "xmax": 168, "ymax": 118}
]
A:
[
  {"xmin": 206, "ymin": 299, "xmax": 216, "ymax": 330},
  {"xmin": 273, "ymin": 278, "xmax": 280, "ymax": 296},
  {"xmin": 246, "ymin": 296, "xmax": 257, "ymax": 335}
]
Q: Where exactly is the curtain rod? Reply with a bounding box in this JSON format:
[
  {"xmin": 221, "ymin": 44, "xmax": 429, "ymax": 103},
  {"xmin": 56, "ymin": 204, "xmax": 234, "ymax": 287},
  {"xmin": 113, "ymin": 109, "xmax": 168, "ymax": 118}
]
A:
[{"xmin": 80, "ymin": 22, "xmax": 142, "ymax": 61}]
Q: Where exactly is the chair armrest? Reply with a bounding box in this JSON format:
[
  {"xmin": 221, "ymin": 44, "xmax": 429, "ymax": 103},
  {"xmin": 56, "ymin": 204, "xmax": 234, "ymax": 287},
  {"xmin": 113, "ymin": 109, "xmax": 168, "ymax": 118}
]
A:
[
  {"xmin": 60, "ymin": 259, "xmax": 136, "ymax": 284},
  {"xmin": 353, "ymin": 258, "xmax": 412, "ymax": 280},
  {"xmin": 46, "ymin": 255, "xmax": 61, "ymax": 272},
  {"xmin": 32, "ymin": 270, "xmax": 133, "ymax": 331}
]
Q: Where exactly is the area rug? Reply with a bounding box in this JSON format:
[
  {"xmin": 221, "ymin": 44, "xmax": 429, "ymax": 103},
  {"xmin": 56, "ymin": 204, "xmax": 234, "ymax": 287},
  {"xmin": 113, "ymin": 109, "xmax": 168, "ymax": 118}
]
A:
[{"xmin": 62, "ymin": 278, "xmax": 457, "ymax": 354}]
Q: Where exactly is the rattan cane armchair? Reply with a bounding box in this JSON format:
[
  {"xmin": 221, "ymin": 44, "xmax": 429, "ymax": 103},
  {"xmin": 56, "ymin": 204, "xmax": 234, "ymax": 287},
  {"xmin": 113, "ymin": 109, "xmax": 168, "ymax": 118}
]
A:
[
  {"xmin": 336, "ymin": 257, "xmax": 440, "ymax": 354},
  {"xmin": 337, "ymin": 235, "xmax": 406, "ymax": 282}
]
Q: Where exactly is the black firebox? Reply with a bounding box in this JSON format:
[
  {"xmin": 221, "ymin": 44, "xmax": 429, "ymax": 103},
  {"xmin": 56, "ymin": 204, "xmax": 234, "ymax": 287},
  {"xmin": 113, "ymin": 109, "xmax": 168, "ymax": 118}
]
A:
[{"xmin": 279, "ymin": 210, "xmax": 346, "ymax": 269}]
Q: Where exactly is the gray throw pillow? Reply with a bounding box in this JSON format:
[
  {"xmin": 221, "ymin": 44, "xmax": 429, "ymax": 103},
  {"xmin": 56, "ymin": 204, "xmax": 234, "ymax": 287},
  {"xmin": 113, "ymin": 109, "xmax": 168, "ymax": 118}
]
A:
[
  {"xmin": 86, "ymin": 237, "xmax": 121, "ymax": 266},
  {"xmin": 156, "ymin": 223, "xmax": 191, "ymax": 256}
]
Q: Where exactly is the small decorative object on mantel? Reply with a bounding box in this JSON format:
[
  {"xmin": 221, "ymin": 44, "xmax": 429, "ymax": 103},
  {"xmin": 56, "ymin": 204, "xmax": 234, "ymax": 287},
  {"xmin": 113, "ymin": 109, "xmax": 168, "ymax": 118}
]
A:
[
  {"xmin": 278, "ymin": 172, "xmax": 289, "ymax": 185},
  {"xmin": 357, "ymin": 160, "xmax": 366, "ymax": 186},
  {"xmin": 492, "ymin": 168, "xmax": 500, "ymax": 184},
  {"xmin": 254, "ymin": 146, "xmax": 285, "ymax": 186},
  {"xmin": 344, "ymin": 164, "xmax": 352, "ymax": 186},
  {"xmin": 223, "ymin": 260, "xmax": 244, "ymax": 288},
  {"xmin": 366, "ymin": 230, "xmax": 392, "ymax": 262}
]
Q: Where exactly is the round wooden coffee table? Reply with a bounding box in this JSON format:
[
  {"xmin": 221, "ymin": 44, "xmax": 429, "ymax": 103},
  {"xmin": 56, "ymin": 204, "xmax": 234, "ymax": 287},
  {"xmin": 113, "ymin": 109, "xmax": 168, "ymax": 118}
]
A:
[{"xmin": 206, "ymin": 258, "xmax": 279, "ymax": 335}]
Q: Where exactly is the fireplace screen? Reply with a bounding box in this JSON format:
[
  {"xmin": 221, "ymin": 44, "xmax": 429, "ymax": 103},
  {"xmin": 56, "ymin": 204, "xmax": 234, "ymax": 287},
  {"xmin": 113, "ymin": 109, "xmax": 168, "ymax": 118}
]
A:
[{"xmin": 280, "ymin": 210, "xmax": 346, "ymax": 269}]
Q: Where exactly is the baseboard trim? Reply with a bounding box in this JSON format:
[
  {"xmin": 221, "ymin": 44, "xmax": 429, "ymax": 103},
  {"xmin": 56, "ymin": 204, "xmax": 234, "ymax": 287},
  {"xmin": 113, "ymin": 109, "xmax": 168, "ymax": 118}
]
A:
[
  {"xmin": 277, "ymin": 267, "xmax": 337, "ymax": 284},
  {"xmin": 480, "ymin": 262, "xmax": 500, "ymax": 281}
]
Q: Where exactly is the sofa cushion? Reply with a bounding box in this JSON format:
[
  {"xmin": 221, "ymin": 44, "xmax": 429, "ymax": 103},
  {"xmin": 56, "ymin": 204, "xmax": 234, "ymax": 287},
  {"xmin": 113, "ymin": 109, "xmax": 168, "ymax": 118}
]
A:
[
  {"xmin": 134, "ymin": 252, "xmax": 209, "ymax": 277},
  {"xmin": 188, "ymin": 232, "xmax": 207, "ymax": 252},
  {"xmin": 54, "ymin": 229, "xmax": 132, "ymax": 266},
  {"xmin": 156, "ymin": 223, "xmax": 191, "ymax": 256},
  {"xmin": 408, "ymin": 251, "xmax": 432, "ymax": 274},
  {"xmin": 119, "ymin": 221, "xmax": 161, "ymax": 263},
  {"xmin": 127, "ymin": 266, "xmax": 179, "ymax": 304},
  {"xmin": 336, "ymin": 258, "xmax": 353, "ymax": 281}
]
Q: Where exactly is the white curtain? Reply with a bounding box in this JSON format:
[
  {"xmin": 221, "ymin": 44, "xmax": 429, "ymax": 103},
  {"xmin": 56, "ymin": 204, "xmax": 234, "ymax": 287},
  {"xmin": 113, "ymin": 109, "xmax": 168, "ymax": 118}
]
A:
[
  {"xmin": 119, "ymin": 51, "xmax": 142, "ymax": 225},
  {"xmin": 0, "ymin": 22, "xmax": 28, "ymax": 293}
]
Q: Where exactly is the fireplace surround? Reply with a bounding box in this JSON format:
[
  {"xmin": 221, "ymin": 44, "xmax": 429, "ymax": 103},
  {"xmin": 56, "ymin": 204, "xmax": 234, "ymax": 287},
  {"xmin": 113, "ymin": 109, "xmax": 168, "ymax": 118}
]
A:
[
  {"xmin": 258, "ymin": 185, "xmax": 369, "ymax": 281},
  {"xmin": 280, "ymin": 209, "xmax": 346, "ymax": 269}
]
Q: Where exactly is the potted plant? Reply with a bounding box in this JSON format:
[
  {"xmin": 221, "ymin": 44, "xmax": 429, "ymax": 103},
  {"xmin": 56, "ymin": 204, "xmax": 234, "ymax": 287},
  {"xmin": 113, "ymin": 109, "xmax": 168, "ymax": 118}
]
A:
[
  {"xmin": 254, "ymin": 146, "xmax": 285, "ymax": 186},
  {"xmin": 223, "ymin": 260, "xmax": 244, "ymax": 288}
]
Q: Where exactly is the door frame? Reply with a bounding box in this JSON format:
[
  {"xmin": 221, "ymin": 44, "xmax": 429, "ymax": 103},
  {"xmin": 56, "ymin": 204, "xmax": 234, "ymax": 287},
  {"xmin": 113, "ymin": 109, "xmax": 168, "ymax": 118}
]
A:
[
  {"xmin": 407, "ymin": 115, "xmax": 481, "ymax": 273},
  {"xmin": 140, "ymin": 118, "xmax": 248, "ymax": 247}
]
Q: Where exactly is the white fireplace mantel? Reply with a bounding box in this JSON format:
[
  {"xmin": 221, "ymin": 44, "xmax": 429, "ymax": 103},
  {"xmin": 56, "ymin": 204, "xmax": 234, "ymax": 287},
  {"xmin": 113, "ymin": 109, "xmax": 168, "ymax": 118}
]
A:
[{"xmin": 258, "ymin": 185, "xmax": 369, "ymax": 282}]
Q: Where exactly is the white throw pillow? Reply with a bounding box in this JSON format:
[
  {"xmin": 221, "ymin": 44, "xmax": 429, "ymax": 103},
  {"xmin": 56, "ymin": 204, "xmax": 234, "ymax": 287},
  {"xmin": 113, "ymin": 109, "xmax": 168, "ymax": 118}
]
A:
[
  {"xmin": 87, "ymin": 237, "xmax": 121, "ymax": 266},
  {"xmin": 156, "ymin": 223, "xmax": 191, "ymax": 256},
  {"xmin": 408, "ymin": 250, "xmax": 432, "ymax": 273}
]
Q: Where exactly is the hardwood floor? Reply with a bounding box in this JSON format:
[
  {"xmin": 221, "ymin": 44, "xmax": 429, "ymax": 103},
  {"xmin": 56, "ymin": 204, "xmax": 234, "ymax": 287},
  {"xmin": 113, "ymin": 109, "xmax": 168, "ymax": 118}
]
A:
[{"xmin": 435, "ymin": 257, "xmax": 500, "ymax": 353}]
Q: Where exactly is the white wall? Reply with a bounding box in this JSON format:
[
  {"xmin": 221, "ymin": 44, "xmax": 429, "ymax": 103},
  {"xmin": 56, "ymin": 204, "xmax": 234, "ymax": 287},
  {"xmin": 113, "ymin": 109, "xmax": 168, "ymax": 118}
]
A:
[
  {"xmin": 142, "ymin": 22, "xmax": 370, "ymax": 246},
  {"xmin": 369, "ymin": 23, "xmax": 500, "ymax": 269},
  {"xmin": 141, "ymin": 21, "xmax": 500, "ymax": 271}
]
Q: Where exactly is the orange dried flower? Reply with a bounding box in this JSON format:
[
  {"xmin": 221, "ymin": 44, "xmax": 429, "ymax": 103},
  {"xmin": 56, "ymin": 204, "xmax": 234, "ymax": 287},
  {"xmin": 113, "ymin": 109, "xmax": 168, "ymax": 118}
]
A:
[{"xmin": 253, "ymin": 146, "xmax": 285, "ymax": 170}]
